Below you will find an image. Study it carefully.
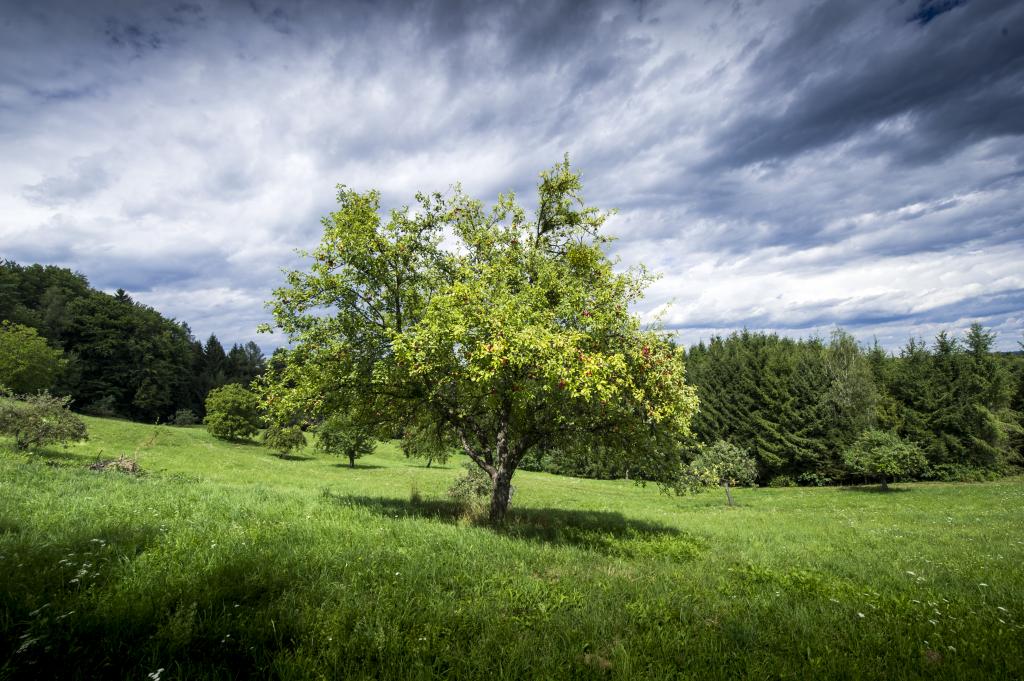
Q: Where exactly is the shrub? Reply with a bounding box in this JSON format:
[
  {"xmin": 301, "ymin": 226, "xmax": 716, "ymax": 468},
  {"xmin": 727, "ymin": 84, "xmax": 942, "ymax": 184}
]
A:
[
  {"xmin": 315, "ymin": 411, "xmax": 374, "ymax": 467},
  {"xmin": 262, "ymin": 423, "xmax": 306, "ymax": 456},
  {"xmin": 768, "ymin": 475, "xmax": 796, "ymax": 488},
  {"xmin": 171, "ymin": 409, "xmax": 197, "ymax": 426},
  {"xmin": 924, "ymin": 463, "xmax": 1000, "ymax": 483},
  {"xmin": 843, "ymin": 429, "xmax": 928, "ymax": 490},
  {"xmin": 0, "ymin": 391, "xmax": 88, "ymax": 451},
  {"xmin": 447, "ymin": 462, "xmax": 494, "ymax": 518},
  {"xmin": 203, "ymin": 384, "xmax": 260, "ymax": 441},
  {"xmin": 797, "ymin": 471, "xmax": 833, "ymax": 487}
]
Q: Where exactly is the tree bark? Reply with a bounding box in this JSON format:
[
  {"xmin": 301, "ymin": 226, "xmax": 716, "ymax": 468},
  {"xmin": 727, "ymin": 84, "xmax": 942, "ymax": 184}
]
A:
[
  {"xmin": 349, "ymin": 453, "xmax": 356, "ymax": 468},
  {"xmin": 487, "ymin": 404, "xmax": 515, "ymax": 524},
  {"xmin": 723, "ymin": 480, "xmax": 734, "ymax": 507},
  {"xmin": 880, "ymin": 476, "xmax": 888, "ymax": 491},
  {"xmin": 489, "ymin": 466, "xmax": 513, "ymax": 524}
]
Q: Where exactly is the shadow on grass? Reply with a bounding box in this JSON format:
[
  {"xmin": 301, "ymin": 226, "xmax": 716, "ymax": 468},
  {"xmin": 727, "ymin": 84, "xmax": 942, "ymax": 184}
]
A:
[
  {"xmin": 330, "ymin": 463, "xmax": 386, "ymax": 470},
  {"xmin": 839, "ymin": 485, "xmax": 913, "ymax": 494},
  {"xmin": 30, "ymin": 446, "xmax": 86, "ymax": 463},
  {"xmin": 220, "ymin": 438, "xmax": 264, "ymax": 447},
  {"xmin": 0, "ymin": 520, "xmax": 164, "ymax": 674},
  {"xmin": 0, "ymin": 520, "xmax": 301, "ymax": 680},
  {"xmin": 321, "ymin": 491, "xmax": 703, "ymax": 561},
  {"xmin": 274, "ymin": 453, "xmax": 317, "ymax": 461}
]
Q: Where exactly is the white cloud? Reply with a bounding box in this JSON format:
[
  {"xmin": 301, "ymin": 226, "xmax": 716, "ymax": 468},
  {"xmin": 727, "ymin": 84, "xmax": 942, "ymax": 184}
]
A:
[{"xmin": 1, "ymin": 0, "xmax": 1021, "ymax": 352}]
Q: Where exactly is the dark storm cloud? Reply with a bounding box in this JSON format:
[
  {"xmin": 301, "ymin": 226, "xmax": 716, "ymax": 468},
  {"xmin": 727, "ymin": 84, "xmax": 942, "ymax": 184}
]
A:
[
  {"xmin": 1, "ymin": 0, "xmax": 1022, "ymax": 350},
  {"xmin": 703, "ymin": 0, "xmax": 1024, "ymax": 170}
]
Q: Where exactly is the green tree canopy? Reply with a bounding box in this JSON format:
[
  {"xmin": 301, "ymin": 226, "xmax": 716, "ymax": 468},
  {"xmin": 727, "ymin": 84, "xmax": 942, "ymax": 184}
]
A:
[
  {"xmin": 315, "ymin": 411, "xmax": 375, "ymax": 468},
  {"xmin": 0, "ymin": 322, "xmax": 64, "ymax": 394},
  {"xmin": 262, "ymin": 423, "xmax": 307, "ymax": 457},
  {"xmin": 843, "ymin": 429, "xmax": 928, "ymax": 490},
  {"xmin": 203, "ymin": 384, "xmax": 261, "ymax": 441},
  {"xmin": 261, "ymin": 157, "xmax": 699, "ymax": 522},
  {"xmin": 685, "ymin": 440, "xmax": 758, "ymax": 506}
]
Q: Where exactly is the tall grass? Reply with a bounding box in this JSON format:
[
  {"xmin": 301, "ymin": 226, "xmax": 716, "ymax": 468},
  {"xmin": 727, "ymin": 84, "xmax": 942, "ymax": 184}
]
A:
[{"xmin": 1, "ymin": 417, "xmax": 1021, "ymax": 679}]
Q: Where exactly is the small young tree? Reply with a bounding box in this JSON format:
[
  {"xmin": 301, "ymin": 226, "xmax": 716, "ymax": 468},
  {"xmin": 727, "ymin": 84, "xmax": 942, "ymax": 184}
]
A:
[
  {"xmin": 262, "ymin": 423, "xmax": 307, "ymax": 457},
  {"xmin": 315, "ymin": 411, "xmax": 375, "ymax": 467},
  {"xmin": 0, "ymin": 391, "xmax": 88, "ymax": 451},
  {"xmin": 0, "ymin": 322, "xmax": 65, "ymax": 394},
  {"xmin": 685, "ymin": 440, "xmax": 758, "ymax": 506},
  {"xmin": 843, "ymin": 429, "xmax": 928, "ymax": 491},
  {"xmin": 400, "ymin": 416, "xmax": 455, "ymax": 468},
  {"xmin": 203, "ymin": 384, "xmax": 260, "ymax": 441}
]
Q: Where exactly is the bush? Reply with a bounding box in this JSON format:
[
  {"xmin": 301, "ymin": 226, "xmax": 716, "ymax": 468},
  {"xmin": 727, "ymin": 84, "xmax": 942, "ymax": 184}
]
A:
[
  {"xmin": 447, "ymin": 462, "xmax": 494, "ymax": 517},
  {"xmin": 797, "ymin": 471, "xmax": 834, "ymax": 487},
  {"xmin": 768, "ymin": 475, "xmax": 796, "ymax": 488},
  {"xmin": 315, "ymin": 411, "xmax": 374, "ymax": 467},
  {"xmin": 0, "ymin": 391, "xmax": 88, "ymax": 451},
  {"xmin": 203, "ymin": 384, "xmax": 260, "ymax": 441},
  {"xmin": 843, "ymin": 429, "xmax": 928, "ymax": 490},
  {"xmin": 518, "ymin": 445, "xmax": 627, "ymax": 479},
  {"xmin": 171, "ymin": 409, "xmax": 197, "ymax": 426},
  {"xmin": 924, "ymin": 464, "xmax": 1001, "ymax": 483},
  {"xmin": 262, "ymin": 423, "xmax": 306, "ymax": 456}
]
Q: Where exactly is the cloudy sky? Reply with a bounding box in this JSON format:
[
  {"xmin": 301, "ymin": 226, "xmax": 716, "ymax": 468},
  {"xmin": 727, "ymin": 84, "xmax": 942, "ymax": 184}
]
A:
[{"xmin": 2, "ymin": 0, "xmax": 1022, "ymax": 352}]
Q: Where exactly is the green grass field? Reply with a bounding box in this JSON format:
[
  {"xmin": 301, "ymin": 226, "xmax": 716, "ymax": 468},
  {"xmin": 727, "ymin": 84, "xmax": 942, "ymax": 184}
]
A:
[{"xmin": 1, "ymin": 417, "xmax": 1022, "ymax": 680}]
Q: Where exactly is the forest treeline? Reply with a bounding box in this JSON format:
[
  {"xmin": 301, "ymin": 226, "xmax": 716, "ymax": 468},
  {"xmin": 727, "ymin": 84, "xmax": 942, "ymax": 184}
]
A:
[
  {"xmin": 685, "ymin": 328, "xmax": 1024, "ymax": 484},
  {"xmin": 523, "ymin": 328, "xmax": 1024, "ymax": 484},
  {"xmin": 3, "ymin": 259, "xmax": 1023, "ymax": 485},
  {"xmin": 0, "ymin": 261, "xmax": 265, "ymax": 421}
]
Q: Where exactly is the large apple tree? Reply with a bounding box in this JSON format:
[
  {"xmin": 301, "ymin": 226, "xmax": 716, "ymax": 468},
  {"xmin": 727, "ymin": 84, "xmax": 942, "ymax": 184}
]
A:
[{"xmin": 259, "ymin": 158, "xmax": 699, "ymax": 522}]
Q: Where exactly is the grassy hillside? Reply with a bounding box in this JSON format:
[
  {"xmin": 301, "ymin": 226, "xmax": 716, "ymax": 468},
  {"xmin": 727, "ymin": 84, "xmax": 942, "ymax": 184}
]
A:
[{"xmin": 1, "ymin": 417, "xmax": 1022, "ymax": 679}]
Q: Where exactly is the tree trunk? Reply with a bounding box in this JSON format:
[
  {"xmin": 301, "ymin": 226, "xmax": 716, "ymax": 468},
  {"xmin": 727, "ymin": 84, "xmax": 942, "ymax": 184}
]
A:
[
  {"xmin": 880, "ymin": 476, "xmax": 888, "ymax": 491},
  {"xmin": 723, "ymin": 480, "xmax": 734, "ymax": 507},
  {"xmin": 426, "ymin": 457, "xmax": 432, "ymax": 468},
  {"xmin": 349, "ymin": 453, "xmax": 355, "ymax": 468},
  {"xmin": 488, "ymin": 408, "xmax": 514, "ymax": 524},
  {"xmin": 489, "ymin": 467, "xmax": 513, "ymax": 524}
]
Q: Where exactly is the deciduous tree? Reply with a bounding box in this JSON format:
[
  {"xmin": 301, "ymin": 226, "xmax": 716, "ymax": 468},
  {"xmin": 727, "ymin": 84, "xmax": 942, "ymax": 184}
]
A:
[
  {"xmin": 0, "ymin": 322, "xmax": 64, "ymax": 394},
  {"xmin": 843, "ymin": 429, "xmax": 928, "ymax": 491},
  {"xmin": 685, "ymin": 440, "xmax": 757, "ymax": 506},
  {"xmin": 262, "ymin": 423, "xmax": 307, "ymax": 457},
  {"xmin": 203, "ymin": 384, "xmax": 260, "ymax": 441},
  {"xmin": 315, "ymin": 411, "xmax": 375, "ymax": 468},
  {"xmin": 260, "ymin": 158, "xmax": 699, "ymax": 522}
]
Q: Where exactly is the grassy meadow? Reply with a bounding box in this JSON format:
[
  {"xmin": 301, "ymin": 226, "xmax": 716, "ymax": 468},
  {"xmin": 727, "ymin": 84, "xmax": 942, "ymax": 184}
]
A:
[{"xmin": 1, "ymin": 417, "xmax": 1022, "ymax": 680}]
